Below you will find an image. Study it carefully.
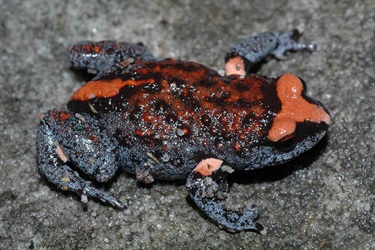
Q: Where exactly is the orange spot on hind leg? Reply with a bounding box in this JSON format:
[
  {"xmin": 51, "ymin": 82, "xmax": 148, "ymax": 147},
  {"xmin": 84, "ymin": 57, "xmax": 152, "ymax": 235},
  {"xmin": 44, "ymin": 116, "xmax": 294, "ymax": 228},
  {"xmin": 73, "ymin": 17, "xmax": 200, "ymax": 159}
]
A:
[
  {"xmin": 225, "ymin": 56, "xmax": 246, "ymax": 77},
  {"xmin": 194, "ymin": 158, "xmax": 223, "ymax": 176}
]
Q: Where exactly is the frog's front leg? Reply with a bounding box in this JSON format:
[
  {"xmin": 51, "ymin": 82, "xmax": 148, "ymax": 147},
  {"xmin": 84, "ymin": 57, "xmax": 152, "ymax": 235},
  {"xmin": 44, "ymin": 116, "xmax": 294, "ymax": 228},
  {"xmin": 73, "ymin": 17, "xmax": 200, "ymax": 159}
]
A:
[
  {"xmin": 186, "ymin": 158, "xmax": 265, "ymax": 233},
  {"xmin": 225, "ymin": 26, "xmax": 316, "ymax": 76},
  {"xmin": 37, "ymin": 109, "xmax": 128, "ymax": 213},
  {"xmin": 69, "ymin": 41, "xmax": 156, "ymax": 80}
]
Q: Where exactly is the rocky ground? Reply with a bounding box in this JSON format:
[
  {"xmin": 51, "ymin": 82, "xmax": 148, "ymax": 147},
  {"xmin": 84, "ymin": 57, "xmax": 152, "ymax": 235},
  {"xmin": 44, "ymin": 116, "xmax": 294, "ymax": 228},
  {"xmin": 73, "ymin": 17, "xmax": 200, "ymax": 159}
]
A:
[{"xmin": 1, "ymin": 0, "xmax": 374, "ymax": 249}]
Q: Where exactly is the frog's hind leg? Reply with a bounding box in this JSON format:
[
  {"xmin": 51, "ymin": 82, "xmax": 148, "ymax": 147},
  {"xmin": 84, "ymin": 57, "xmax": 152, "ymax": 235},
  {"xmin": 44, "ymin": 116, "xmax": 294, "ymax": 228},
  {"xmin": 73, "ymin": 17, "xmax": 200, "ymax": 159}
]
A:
[
  {"xmin": 186, "ymin": 158, "xmax": 265, "ymax": 233},
  {"xmin": 225, "ymin": 26, "xmax": 316, "ymax": 76},
  {"xmin": 37, "ymin": 109, "xmax": 128, "ymax": 213}
]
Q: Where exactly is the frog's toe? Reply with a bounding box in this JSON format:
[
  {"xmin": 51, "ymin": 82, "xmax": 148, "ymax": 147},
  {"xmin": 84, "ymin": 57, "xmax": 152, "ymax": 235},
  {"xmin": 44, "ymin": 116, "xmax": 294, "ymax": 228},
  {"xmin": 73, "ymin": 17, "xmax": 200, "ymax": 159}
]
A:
[
  {"xmin": 271, "ymin": 28, "xmax": 317, "ymax": 59},
  {"xmin": 186, "ymin": 158, "xmax": 264, "ymax": 233},
  {"xmin": 219, "ymin": 206, "xmax": 264, "ymax": 233},
  {"xmin": 83, "ymin": 184, "xmax": 128, "ymax": 212},
  {"xmin": 38, "ymin": 161, "xmax": 128, "ymax": 211},
  {"xmin": 191, "ymin": 191, "xmax": 264, "ymax": 233}
]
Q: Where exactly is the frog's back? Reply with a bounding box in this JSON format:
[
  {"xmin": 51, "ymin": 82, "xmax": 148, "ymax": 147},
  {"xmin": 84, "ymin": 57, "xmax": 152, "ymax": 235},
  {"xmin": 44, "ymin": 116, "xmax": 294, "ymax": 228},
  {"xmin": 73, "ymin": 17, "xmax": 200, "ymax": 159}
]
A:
[{"xmin": 67, "ymin": 60, "xmax": 277, "ymax": 156}]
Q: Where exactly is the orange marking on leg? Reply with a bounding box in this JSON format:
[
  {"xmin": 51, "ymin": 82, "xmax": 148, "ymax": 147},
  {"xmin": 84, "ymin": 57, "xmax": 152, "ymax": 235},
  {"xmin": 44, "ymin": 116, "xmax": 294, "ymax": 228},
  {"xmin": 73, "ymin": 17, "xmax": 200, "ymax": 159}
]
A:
[
  {"xmin": 225, "ymin": 56, "xmax": 246, "ymax": 76},
  {"xmin": 56, "ymin": 142, "xmax": 68, "ymax": 163},
  {"xmin": 268, "ymin": 74, "xmax": 330, "ymax": 142},
  {"xmin": 194, "ymin": 158, "xmax": 223, "ymax": 176},
  {"xmin": 61, "ymin": 112, "xmax": 72, "ymax": 120}
]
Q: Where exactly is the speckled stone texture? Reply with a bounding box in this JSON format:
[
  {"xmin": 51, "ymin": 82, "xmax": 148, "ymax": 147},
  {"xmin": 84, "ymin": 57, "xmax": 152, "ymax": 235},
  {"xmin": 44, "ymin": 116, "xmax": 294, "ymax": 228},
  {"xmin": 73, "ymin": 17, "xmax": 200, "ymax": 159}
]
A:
[{"xmin": 0, "ymin": 0, "xmax": 374, "ymax": 249}]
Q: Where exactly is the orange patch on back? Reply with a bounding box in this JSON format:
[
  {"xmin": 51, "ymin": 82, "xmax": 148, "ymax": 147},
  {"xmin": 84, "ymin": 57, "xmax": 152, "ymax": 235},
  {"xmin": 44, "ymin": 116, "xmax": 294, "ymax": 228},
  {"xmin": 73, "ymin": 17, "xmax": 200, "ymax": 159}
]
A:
[
  {"xmin": 268, "ymin": 74, "xmax": 330, "ymax": 142},
  {"xmin": 70, "ymin": 78, "xmax": 154, "ymax": 101},
  {"xmin": 194, "ymin": 158, "xmax": 223, "ymax": 176}
]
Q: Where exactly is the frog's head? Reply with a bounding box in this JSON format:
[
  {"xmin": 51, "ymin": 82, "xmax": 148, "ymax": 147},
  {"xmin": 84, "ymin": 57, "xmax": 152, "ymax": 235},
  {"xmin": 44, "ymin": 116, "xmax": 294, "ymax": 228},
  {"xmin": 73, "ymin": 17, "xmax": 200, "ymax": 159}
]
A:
[{"xmin": 245, "ymin": 74, "xmax": 330, "ymax": 168}]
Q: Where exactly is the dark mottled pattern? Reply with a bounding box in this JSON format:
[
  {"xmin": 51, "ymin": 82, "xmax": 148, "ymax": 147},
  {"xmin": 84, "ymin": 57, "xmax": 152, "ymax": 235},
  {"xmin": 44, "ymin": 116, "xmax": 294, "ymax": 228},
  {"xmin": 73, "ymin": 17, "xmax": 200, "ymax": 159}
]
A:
[
  {"xmin": 66, "ymin": 60, "xmax": 283, "ymax": 179},
  {"xmin": 36, "ymin": 27, "xmax": 332, "ymax": 234},
  {"xmin": 69, "ymin": 40, "xmax": 156, "ymax": 75}
]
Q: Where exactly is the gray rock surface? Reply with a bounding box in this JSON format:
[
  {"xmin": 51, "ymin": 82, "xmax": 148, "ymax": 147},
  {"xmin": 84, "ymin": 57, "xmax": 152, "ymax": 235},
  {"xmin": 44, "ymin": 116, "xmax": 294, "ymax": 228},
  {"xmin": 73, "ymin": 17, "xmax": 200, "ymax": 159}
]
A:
[{"xmin": 0, "ymin": 0, "xmax": 374, "ymax": 249}]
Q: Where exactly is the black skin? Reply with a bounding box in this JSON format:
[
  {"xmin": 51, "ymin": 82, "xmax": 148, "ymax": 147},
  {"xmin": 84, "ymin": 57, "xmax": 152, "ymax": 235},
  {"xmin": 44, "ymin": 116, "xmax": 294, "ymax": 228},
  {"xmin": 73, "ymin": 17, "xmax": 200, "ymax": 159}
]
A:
[{"xmin": 37, "ymin": 28, "xmax": 328, "ymax": 233}]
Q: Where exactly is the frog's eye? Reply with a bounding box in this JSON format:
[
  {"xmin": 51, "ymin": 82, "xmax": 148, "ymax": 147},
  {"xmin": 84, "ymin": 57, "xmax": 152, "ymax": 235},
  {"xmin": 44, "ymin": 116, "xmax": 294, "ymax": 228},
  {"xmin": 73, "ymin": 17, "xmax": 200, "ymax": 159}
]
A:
[{"xmin": 274, "ymin": 132, "xmax": 297, "ymax": 151}]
